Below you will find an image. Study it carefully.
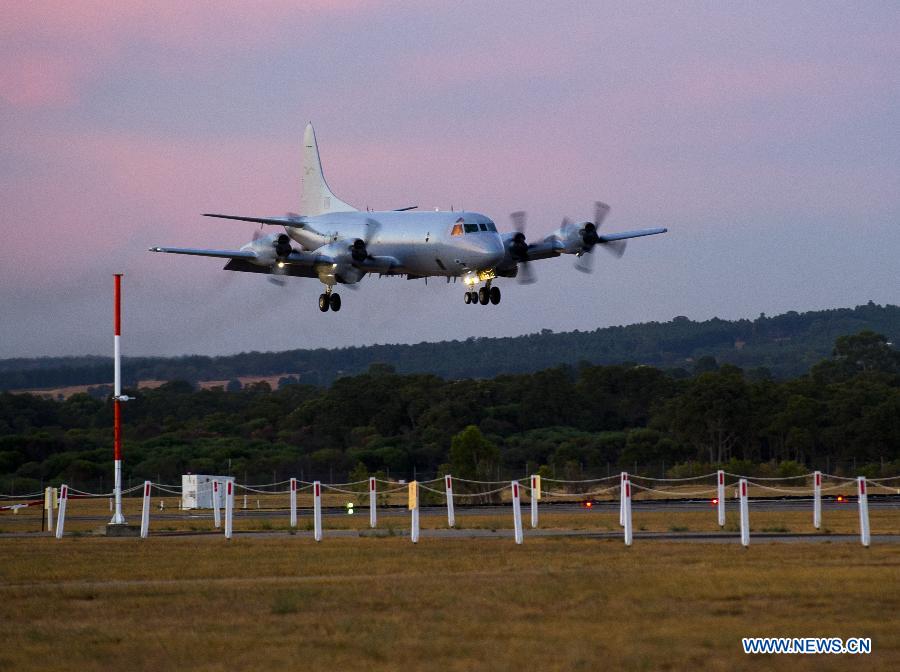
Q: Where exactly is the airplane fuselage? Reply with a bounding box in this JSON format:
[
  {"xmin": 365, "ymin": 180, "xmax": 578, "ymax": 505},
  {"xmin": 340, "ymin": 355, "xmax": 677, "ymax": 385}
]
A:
[{"xmin": 288, "ymin": 210, "xmax": 506, "ymax": 278}]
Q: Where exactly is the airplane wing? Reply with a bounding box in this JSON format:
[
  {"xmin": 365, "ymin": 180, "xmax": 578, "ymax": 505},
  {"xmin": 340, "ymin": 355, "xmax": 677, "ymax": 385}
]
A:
[
  {"xmin": 148, "ymin": 246, "xmax": 258, "ymax": 260},
  {"xmin": 598, "ymin": 227, "xmax": 667, "ymax": 242},
  {"xmin": 203, "ymin": 213, "xmax": 307, "ymax": 228}
]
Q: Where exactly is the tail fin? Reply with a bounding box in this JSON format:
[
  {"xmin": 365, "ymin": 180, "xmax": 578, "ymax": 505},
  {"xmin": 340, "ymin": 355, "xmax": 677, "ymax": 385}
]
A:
[{"xmin": 301, "ymin": 123, "xmax": 357, "ymax": 216}]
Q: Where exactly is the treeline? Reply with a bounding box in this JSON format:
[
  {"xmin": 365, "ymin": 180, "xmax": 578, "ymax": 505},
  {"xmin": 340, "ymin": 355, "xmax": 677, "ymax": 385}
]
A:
[
  {"xmin": 2, "ymin": 303, "xmax": 897, "ymax": 391},
  {"xmin": 0, "ymin": 331, "xmax": 897, "ymax": 494}
]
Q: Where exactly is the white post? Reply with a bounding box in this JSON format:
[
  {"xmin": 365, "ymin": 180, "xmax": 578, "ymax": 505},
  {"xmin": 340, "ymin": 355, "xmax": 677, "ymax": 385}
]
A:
[
  {"xmin": 619, "ymin": 472, "xmax": 628, "ymax": 527},
  {"xmin": 858, "ymin": 477, "xmax": 870, "ymax": 547},
  {"xmin": 289, "ymin": 478, "xmax": 298, "ymax": 528},
  {"xmin": 813, "ymin": 471, "xmax": 822, "ymax": 530},
  {"xmin": 369, "ymin": 477, "xmax": 377, "ymax": 528},
  {"xmin": 623, "ymin": 477, "xmax": 633, "ymax": 546},
  {"xmin": 739, "ymin": 478, "xmax": 749, "ymax": 547},
  {"xmin": 409, "ymin": 481, "xmax": 419, "ymax": 544},
  {"xmin": 45, "ymin": 487, "xmax": 54, "ymax": 533},
  {"xmin": 530, "ymin": 474, "xmax": 540, "ymax": 528},
  {"xmin": 212, "ymin": 480, "xmax": 221, "ymax": 529},
  {"xmin": 717, "ymin": 469, "xmax": 726, "ymax": 527},
  {"xmin": 140, "ymin": 480, "xmax": 151, "ymax": 538},
  {"xmin": 55, "ymin": 484, "xmax": 69, "ymax": 539},
  {"xmin": 445, "ymin": 475, "xmax": 455, "ymax": 528},
  {"xmin": 224, "ymin": 479, "xmax": 233, "ymax": 539},
  {"xmin": 313, "ymin": 481, "xmax": 322, "ymax": 542},
  {"xmin": 512, "ymin": 481, "xmax": 523, "ymax": 545}
]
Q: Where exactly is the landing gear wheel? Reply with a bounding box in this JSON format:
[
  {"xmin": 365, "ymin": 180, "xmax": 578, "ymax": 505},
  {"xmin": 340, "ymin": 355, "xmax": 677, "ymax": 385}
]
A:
[
  {"xmin": 490, "ymin": 286, "xmax": 501, "ymax": 305},
  {"xmin": 318, "ymin": 294, "xmax": 330, "ymax": 312},
  {"xmin": 469, "ymin": 291, "xmax": 479, "ymax": 306},
  {"xmin": 464, "ymin": 292, "xmax": 471, "ymax": 305},
  {"xmin": 478, "ymin": 287, "xmax": 490, "ymax": 305},
  {"xmin": 329, "ymin": 293, "xmax": 341, "ymax": 312}
]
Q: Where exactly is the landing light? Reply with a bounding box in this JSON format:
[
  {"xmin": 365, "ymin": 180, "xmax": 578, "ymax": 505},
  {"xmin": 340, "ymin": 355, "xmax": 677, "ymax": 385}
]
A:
[{"xmin": 277, "ymin": 261, "xmax": 285, "ymax": 268}]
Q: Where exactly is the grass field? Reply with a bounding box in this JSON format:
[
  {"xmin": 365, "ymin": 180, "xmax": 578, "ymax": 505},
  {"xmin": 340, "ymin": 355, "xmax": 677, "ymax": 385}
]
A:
[{"xmin": 0, "ymin": 535, "xmax": 898, "ymax": 671}]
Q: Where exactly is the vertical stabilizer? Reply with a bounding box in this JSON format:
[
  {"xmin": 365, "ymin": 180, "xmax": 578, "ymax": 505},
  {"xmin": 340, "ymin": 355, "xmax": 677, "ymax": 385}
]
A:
[{"xmin": 301, "ymin": 123, "xmax": 357, "ymax": 216}]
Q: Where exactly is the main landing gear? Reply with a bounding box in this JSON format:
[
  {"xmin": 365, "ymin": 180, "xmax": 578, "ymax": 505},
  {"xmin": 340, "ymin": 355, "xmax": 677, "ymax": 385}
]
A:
[
  {"xmin": 463, "ymin": 285, "xmax": 501, "ymax": 306},
  {"xmin": 318, "ymin": 289, "xmax": 341, "ymax": 312}
]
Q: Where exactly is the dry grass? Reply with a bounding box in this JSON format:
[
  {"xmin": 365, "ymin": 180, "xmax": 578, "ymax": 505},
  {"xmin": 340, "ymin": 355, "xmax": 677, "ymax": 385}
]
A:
[{"xmin": 0, "ymin": 535, "xmax": 897, "ymax": 671}]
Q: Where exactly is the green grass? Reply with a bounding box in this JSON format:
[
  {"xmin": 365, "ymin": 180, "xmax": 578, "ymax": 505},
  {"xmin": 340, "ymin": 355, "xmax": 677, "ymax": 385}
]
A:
[{"xmin": 0, "ymin": 536, "xmax": 897, "ymax": 671}]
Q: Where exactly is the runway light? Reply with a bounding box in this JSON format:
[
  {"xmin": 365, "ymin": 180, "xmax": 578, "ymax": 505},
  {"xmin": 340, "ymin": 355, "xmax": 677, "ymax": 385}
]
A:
[
  {"xmin": 582, "ymin": 500, "xmax": 593, "ymax": 509},
  {"xmin": 836, "ymin": 495, "xmax": 846, "ymax": 503},
  {"xmin": 711, "ymin": 497, "xmax": 719, "ymax": 506},
  {"xmin": 346, "ymin": 502, "xmax": 354, "ymax": 515}
]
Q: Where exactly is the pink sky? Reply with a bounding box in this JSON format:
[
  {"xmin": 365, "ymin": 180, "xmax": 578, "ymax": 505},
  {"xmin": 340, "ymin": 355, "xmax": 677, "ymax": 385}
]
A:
[{"xmin": 1, "ymin": 2, "xmax": 898, "ymax": 357}]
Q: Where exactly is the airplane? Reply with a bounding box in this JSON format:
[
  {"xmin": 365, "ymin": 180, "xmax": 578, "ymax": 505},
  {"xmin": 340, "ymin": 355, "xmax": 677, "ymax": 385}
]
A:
[{"xmin": 150, "ymin": 123, "xmax": 667, "ymax": 312}]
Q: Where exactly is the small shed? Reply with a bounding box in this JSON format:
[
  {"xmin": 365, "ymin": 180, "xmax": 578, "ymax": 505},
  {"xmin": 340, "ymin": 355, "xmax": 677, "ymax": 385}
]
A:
[{"xmin": 181, "ymin": 474, "xmax": 234, "ymax": 509}]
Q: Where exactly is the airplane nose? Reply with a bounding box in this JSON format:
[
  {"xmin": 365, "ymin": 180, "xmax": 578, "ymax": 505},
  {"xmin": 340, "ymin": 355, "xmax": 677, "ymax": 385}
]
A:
[{"xmin": 481, "ymin": 234, "xmax": 505, "ymax": 264}]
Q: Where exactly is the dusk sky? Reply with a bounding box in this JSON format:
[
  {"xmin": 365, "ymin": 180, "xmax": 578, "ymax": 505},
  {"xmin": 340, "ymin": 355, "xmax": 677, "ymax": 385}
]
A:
[{"xmin": 1, "ymin": 2, "xmax": 898, "ymax": 359}]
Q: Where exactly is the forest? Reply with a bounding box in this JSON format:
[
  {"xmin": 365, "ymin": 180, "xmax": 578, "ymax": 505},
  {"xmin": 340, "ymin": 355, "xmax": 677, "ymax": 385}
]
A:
[
  {"xmin": 1, "ymin": 302, "xmax": 897, "ymax": 391},
  {"xmin": 1, "ymin": 330, "xmax": 897, "ymax": 495}
]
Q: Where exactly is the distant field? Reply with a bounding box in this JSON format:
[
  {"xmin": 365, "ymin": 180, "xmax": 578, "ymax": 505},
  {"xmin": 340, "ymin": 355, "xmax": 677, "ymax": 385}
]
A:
[{"xmin": 0, "ymin": 536, "xmax": 897, "ymax": 671}]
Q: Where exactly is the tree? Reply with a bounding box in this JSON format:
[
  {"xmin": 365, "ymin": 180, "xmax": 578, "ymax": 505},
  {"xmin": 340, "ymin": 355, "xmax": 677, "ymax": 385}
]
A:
[{"xmin": 448, "ymin": 425, "xmax": 499, "ymax": 480}]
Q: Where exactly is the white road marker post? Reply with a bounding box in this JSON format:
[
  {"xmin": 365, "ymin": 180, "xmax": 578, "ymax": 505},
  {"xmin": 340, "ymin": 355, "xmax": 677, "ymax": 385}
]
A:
[
  {"xmin": 313, "ymin": 481, "xmax": 322, "ymax": 542},
  {"xmin": 55, "ymin": 484, "xmax": 68, "ymax": 540},
  {"xmin": 623, "ymin": 477, "xmax": 633, "ymax": 546},
  {"xmin": 619, "ymin": 472, "xmax": 628, "ymax": 527},
  {"xmin": 140, "ymin": 480, "xmax": 151, "ymax": 538},
  {"xmin": 224, "ymin": 479, "xmax": 233, "ymax": 540},
  {"xmin": 512, "ymin": 481, "xmax": 523, "ymax": 545},
  {"xmin": 369, "ymin": 477, "xmax": 377, "ymax": 528},
  {"xmin": 289, "ymin": 478, "xmax": 298, "ymax": 528},
  {"xmin": 409, "ymin": 481, "xmax": 419, "ymax": 544},
  {"xmin": 739, "ymin": 478, "xmax": 750, "ymax": 547},
  {"xmin": 858, "ymin": 477, "xmax": 870, "ymax": 547},
  {"xmin": 530, "ymin": 474, "xmax": 540, "ymax": 528},
  {"xmin": 717, "ymin": 469, "xmax": 726, "ymax": 528},
  {"xmin": 212, "ymin": 480, "xmax": 221, "ymax": 529},
  {"xmin": 445, "ymin": 475, "xmax": 455, "ymax": 528},
  {"xmin": 813, "ymin": 471, "xmax": 822, "ymax": 530}
]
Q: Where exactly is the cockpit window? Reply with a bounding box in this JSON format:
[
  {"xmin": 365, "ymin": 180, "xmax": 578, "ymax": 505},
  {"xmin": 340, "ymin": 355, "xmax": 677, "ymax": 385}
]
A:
[
  {"xmin": 479, "ymin": 223, "xmax": 488, "ymax": 231},
  {"xmin": 486, "ymin": 222, "xmax": 497, "ymax": 232},
  {"xmin": 464, "ymin": 223, "xmax": 479, "ymax": 233},
  {"xmin": 451, "ymin": 223, "xmax": 463, "ymax": 236}
]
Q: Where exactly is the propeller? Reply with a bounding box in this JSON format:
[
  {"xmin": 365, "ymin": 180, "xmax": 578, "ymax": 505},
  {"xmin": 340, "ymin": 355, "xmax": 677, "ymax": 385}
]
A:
[
  {"xmin": 349, "ymin": 218, "xmax": 381, "ymax": 265},
  {"xmin": 572, "ymin": 202, "xmax": 626, "ymax": 274},
  {"xmin": 509, "ymin": 211, "xmax": 536, "ymax": 285}
]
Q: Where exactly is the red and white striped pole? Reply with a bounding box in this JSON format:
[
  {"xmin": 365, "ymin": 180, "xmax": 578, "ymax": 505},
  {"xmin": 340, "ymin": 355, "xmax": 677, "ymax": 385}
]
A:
[
  {"xmin": 445, "ymin": 475, "xmax": 455, "ymax": 528},
  {"xmin": 511, "ymin": 481, "xmax": 523, "ymax": 544},
  {"xmin": 619, "ymin": 472, "xmax": 628, "ymax": 527},
  {"xmin": 739, "ymin": 478, "xmax": 750, "ymax": 547},
  {"xmin": 369, "ymin": 477, "xmax": 377, "ymax": 528},
  {"xmin": 813, "ymin": 471, "xmax": 822, "ymax": 530},
  {"xmin": 110, "ymin": 274, "xmax": 127, "ymax": 525},
  {"xmin": 717, "ymin": 470, "xmax": 726, "ymax": 527},
  {"xmin": 530, "ymin": 474, "xmax": 540, "ymax": 528},
  {"xmin": 289, "ymin": 478, "xmax": 298, "ymax": 528}
]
